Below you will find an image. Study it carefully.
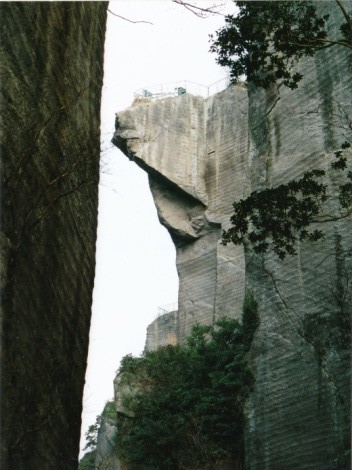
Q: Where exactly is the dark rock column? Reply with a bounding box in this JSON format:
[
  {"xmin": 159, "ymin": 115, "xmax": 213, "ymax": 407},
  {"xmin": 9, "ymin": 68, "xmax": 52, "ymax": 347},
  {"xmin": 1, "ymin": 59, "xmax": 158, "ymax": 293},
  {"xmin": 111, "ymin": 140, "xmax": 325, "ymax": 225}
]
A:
[{"xmin": 0, "ymin": 2, "xmax": 107, "ymax": 468}]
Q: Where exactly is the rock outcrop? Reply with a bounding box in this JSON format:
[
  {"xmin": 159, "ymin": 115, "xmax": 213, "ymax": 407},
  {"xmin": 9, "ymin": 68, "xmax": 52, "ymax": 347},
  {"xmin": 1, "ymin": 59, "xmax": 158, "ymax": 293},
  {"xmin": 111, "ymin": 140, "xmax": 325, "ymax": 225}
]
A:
[
  {"xmin": 95, "ymin": 417, "xmax": 118, "ymax": 470},
  {"xmin": 114, "ymin": 84, "xmax": 249, "ymax": 343},
  {"xmin": 0, "ymin": 3, "xmax": 107, "ymax": 468},
  {"xmin": 113, "ymin": 3, "xmax": 351, "ymax": 468},
  {"xmin": 144, "ymin": 310, "xmax": 179, "ymax": 352}
]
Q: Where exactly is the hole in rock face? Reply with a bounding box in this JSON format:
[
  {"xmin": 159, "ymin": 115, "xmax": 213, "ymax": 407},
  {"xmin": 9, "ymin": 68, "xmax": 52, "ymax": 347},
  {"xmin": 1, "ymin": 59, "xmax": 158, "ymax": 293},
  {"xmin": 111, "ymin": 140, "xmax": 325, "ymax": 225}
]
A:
[{"xmin": 79, "ymin": 1, "xmax": 237, "ymax": 457}]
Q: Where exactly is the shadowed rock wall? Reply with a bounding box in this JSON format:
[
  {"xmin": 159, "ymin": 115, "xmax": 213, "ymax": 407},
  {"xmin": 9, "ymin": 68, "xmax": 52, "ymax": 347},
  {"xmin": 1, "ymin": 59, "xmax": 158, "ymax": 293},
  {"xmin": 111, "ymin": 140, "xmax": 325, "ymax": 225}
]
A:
[
  {"xmin": 0, "ymin": 3, "xmax": 107, "ymax": 468},
  {"xmin": 113, "ymin": 3, "xmax": 351, "ymax": 467}
]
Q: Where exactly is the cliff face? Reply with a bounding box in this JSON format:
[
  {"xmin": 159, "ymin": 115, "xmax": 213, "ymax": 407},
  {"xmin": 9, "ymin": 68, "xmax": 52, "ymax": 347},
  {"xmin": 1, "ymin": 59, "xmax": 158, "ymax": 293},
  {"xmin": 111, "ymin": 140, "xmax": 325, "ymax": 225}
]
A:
[
  {"xmin": 114, "ymin": 85, "xmax": 249, "ymax": 343},
  {"xmin": 242, "ymin": 5, "xmax": 351, "ymax": 467},
  {"xmin": 113, "ymin": 3, "xmax": 351, "ymax": 468},
  {"xmin": 95, "ymin": 417, "xmax": 118, "ymax": 470},
  {"xmin": 144, "ymin": 310, "xmax": 178, "ymax": 352},
  {"xmin": 0, "ymin": 3, "xmax": 107, "ymax": 468}
]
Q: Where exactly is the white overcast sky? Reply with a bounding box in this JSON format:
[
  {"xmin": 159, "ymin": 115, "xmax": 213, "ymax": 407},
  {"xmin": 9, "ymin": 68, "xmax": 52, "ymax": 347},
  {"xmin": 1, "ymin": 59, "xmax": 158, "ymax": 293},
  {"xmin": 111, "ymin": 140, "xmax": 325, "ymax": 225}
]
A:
[{"xmin": 80, "ymin": 0, "xmax": 237, "ymax": 454}]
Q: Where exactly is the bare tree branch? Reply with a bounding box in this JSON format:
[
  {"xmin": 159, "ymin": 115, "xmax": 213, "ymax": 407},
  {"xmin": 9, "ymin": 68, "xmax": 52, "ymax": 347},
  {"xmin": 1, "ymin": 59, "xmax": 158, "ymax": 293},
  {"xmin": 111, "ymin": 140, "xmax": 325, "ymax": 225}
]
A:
[
  {"xmin": 107, "ymin": 9, "xmax": 153, "ymax": 25},
  {"xmin": 172, "ymin": 0, "xmax": 225, "ymax": 17},
  {"xmin": 312, "ymin": 208, "xmax": 352, "ymax": 223}
]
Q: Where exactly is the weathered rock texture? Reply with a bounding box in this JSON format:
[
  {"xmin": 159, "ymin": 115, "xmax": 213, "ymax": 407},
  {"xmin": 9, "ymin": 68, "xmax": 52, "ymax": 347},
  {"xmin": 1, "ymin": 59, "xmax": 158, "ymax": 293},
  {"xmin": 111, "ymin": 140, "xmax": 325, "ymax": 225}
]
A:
[
  {"xmin": 242, "ymin": 4, "xmax": 352, "ymax": 468},
  {"xmin": 95, "ymin": 417, "xmax": 118, "ymax": 470},
  {"xmin": 0, "ymin": 3, "xmax": 107, "ymax": 469},
  {"xmin": 115, "ymin": 84, "xmax": 248, "ymax": 342},
  {"xmin": 113, "ymin": 3, "xmax": 351, "ymax": 468},
  {"xmin": 144, "ymin": 310, "xmax": 178, "ymax": 352}
]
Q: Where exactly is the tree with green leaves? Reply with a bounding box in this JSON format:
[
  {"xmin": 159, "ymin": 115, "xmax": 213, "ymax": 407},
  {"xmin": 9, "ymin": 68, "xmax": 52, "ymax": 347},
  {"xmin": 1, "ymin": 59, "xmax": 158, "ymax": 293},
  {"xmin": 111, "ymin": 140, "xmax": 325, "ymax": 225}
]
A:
[
  {"xmin": 79, "ymin": 400, "xmax": 118, "ymax": 468},
  {"xmin": 83, "ymin": 416, "xmax": 102, "ymax": 452},
  {"xmin": 222, "ymin": 142, "xmax": 351, "ymax": 259},
  {"xmin": 116, "ymin": 310, "xmax": 259, "ymax": 469},
  {"xmin": 210, "ymin": 1, "xmax": 352, "ymax": 90},
  {"xmin": 210, "ymin": 1, "xmax": 352, "ymax": 259},
  {"xmin": 81, "ymin": 400, "xmax": 117, "ymax": 453}
]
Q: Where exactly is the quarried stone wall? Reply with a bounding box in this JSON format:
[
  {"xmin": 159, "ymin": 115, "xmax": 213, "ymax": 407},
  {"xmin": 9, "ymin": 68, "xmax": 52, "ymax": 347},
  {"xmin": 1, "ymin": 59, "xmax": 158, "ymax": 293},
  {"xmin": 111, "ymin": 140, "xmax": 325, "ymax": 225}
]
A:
[
  {"xmin": 144, "ymin": 310, "xmax": 178, "ymax": 352},
  {"xmin": 0, "ymin": 3, "xmax": 107, "ymax": 468},
  {"xmin": 114, "ymin": 85, "xmax": 249, "ymax": 342},
  {"xmin": 244, "ymin": 3, "xmax": 351, "ymax": 466},
  {"xmin": 113, "ymin": 3, "xmax": 351, "ymax": 467}
]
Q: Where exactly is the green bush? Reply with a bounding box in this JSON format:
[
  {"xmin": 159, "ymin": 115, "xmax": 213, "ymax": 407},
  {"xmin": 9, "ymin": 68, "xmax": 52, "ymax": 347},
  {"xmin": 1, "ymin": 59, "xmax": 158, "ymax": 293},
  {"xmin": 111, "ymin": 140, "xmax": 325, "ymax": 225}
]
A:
[
  {"xmin": 116, "ymin": 311, "xmax": 259, "ymax": 469},
  {"xmin": 78, "ymin": 451, "xmax": 96, "ymax": 470},
  {"xmin": 82, "ymin": 400, "xmax": 116, "ymax": 454},
  {"xmin": 102, "ymin": 400, "xmax": 117, "ymax": 421}
]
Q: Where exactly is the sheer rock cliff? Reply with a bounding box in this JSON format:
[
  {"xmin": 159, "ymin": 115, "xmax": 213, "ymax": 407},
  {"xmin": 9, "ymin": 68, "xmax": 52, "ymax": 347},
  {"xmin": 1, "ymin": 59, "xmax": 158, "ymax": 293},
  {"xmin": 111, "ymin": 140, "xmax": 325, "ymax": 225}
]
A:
[
  {"xmin": 0, "ymin": 3, "xmax": 107, "ymax": 468},
  {"xmin": 113, "ymin": 3, "xmax": 351, "ymax": 467},
  {"xmin": 114, "ymin": 85, "xmax": 249, "ymax": 342}
]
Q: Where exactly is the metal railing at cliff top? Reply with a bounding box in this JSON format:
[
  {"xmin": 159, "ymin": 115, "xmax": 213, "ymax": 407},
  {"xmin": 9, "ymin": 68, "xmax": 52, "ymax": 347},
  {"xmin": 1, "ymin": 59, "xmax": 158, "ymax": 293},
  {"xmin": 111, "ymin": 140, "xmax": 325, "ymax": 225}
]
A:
[
  {"xmin": 133, "ymin": 76, "xmax": 231, "ymax": 102},
  {"xmin": 156, "ymin": 303, "xmax": 178, "ymax": 318}
]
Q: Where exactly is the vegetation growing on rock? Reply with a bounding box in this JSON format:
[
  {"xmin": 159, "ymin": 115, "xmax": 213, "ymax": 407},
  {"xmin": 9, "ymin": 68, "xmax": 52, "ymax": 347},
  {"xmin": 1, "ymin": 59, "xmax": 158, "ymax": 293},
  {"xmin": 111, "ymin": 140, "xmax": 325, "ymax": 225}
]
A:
[
  {"xmin": 210, "ymin": 1, "xmax": 352, "ymax": 90},
  {"xmin": 78, "ymin": 451, "xmax": 96, "ymax": 470},
  {"xmin": 81, "ymin": 400, "xmax": 117, "ymax": 456},
  {"xmin": 222, "ymin": 142, "xmax": 351, "ymax": 259},
  {"xmin": 115, "ymin": 304, "xmax": 259, "ymax": 469},
  {"xmin": 211, "ymin": 1, "xmax": 352, "ymax": 258}
]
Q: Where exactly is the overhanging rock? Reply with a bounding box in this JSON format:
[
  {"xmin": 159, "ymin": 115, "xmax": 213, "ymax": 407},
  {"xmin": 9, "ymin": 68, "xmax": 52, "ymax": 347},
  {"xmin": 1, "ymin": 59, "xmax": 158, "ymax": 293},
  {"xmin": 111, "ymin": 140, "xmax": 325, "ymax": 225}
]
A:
[
  {"xmin": 112, "ymin": 4, "xmax": 351, "ymax": 462},
  {"xmin": 113, "ymin": 86, "xmax": 249, "ymax": 341}
]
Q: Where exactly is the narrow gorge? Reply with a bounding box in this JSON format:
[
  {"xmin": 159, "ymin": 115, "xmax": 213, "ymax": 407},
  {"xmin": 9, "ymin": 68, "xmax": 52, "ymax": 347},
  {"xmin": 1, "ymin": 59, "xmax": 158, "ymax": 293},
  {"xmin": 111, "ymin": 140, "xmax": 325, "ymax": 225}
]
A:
[{"xmin": 1, "ymin": 2, "xmax": 351, "ymax": 469}]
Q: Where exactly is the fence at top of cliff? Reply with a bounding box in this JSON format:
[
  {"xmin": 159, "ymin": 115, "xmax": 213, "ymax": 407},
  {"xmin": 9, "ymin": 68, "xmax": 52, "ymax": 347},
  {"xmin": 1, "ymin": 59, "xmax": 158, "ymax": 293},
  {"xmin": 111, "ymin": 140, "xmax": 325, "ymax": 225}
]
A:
[
  {"xmin": 157, "ymin": 302, "xmax": 178, "ymax": 317},
  {"xmin": 133, "ymin": 76, "xmax": 231, "ymax": 102}
]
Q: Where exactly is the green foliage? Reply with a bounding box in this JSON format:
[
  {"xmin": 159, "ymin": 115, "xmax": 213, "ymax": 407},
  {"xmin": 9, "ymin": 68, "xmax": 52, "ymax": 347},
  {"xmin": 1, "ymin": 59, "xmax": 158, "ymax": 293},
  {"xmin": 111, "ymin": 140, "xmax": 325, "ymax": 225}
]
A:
[
  {"xmin": 84, "ymin": 417, "xmax": 101, "ymax": 451},
  {"xmin": 78, "ymin": 451, "xmax": 96, "ymax": 470},
  {"xmin": 116, "ymin": 314, "xmax": 259, "ymax": 469},
  {"xmin": 339, "ymin": 173, "xmax": 352, "ymax": 209},
  {"xmin": 211, "ymin": 2, "xmax": 352, "ymax": 258},
  {"xmin": 102, "ymin": 400, "xmax": 117, "ymax": 421},
  {"xmin": 334, "ymin": 142, "xmax": 352, "ymax": 209},
  {"xmin": 83, "ymin": 400, "xmax": 116, "ymax": 452},
  {"xmin": 119, "ymin": 353, "xmax": 144, "ymax": 374},
  {"xmin": 222, "ymin": 142, "xmax": 352, "ymax": 259},
  {"xmin": 210, "ymin": 1, "xmax": 352, "ymax": 89},
  {"xmin": 222, "ymin": 169, "xmax": 328, "ymax": 259}
]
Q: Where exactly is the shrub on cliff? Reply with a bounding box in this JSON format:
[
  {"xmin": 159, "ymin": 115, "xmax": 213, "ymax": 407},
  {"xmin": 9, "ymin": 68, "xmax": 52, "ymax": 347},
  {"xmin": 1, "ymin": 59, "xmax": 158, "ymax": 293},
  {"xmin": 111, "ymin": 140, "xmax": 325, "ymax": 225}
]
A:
[
  {"xmin": 116, "ymin": 313, "xmax": 258, "ymax": 469},
  {"xmin": 78, "ymin": 451, "xmax": 96, "ymax": 470},
  {"xmin": 221, "ymin": 139, "xmax": 351, "ymax": 259},
  {"xmin": 82, "ymin": 400, "xmax": 116, "ymax": 453}
]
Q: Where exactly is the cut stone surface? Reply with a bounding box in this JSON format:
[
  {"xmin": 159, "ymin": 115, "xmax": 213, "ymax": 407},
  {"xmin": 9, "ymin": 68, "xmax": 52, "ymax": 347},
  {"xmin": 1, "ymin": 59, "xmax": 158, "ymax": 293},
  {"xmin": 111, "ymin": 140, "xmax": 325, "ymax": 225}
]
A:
[
  {"xmin": 113, "ymin": 85, "xmax": 249, "ymax": 341},
  {"xmin": 113, "ymin": 3, "xmax": 351, "ymax": 468},
  {"xmin": 0, "ymin": 3, "xmax": 107, "ymax": 468}
]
